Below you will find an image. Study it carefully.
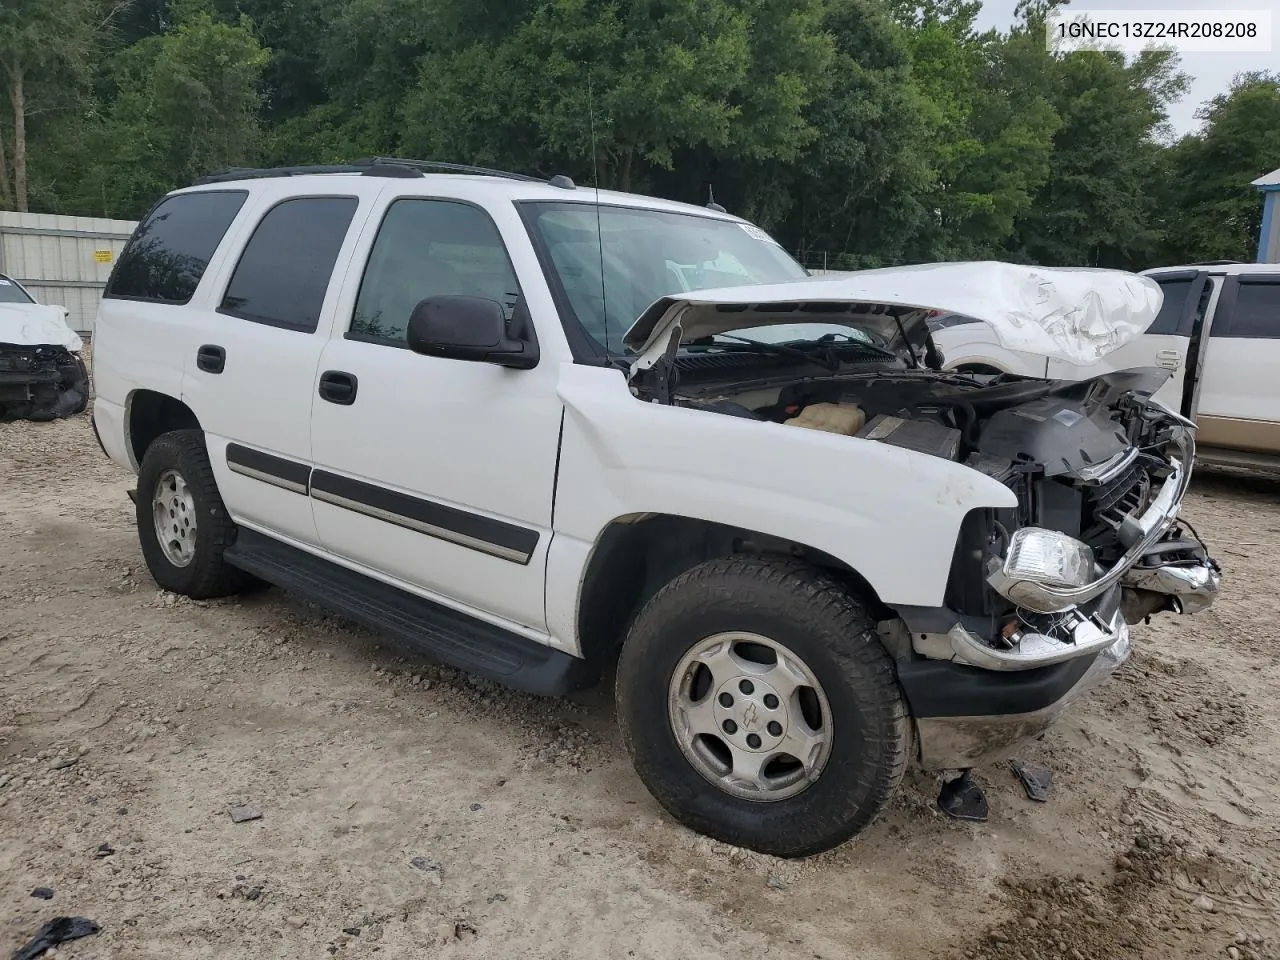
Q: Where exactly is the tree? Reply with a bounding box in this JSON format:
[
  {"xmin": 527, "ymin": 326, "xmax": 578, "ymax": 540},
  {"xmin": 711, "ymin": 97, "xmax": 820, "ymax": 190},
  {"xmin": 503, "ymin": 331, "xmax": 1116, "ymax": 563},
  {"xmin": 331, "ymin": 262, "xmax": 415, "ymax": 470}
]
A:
[
  {"xmin": 40, "ymin": 6, "xmax": 267, "ymax": 218},
  {"xmin": 1005, "ymin": 17, "xmax": 1187, "ymax": 268},
  {"xmin": 509, "ymin": 0, "xmax": 756, "ymax": 191},
  {"xmin": 402, "ymin": 0, "xmax": 836, "ymax": 195},
  {"xmin": 762, "ymin": 0, "xmax": 935, "ymax": 265},
  {"xmin": 894, "ymin": 3, "xmax": 1059, "ymax": 259},
  {"xmin": 0, "ymin": 0, "xmax": 102, "ymax": 210},
  {"xmin": 1160, "ymin": 72, "xmax": 1280, "ymax": 263}
]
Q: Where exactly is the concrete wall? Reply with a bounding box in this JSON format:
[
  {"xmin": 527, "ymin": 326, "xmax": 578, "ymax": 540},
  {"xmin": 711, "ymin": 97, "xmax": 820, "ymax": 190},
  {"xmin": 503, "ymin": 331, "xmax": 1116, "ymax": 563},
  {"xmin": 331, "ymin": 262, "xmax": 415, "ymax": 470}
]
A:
[{"xmin": 0, "ymin": 212, "xmax": 138, "ymax": 335}]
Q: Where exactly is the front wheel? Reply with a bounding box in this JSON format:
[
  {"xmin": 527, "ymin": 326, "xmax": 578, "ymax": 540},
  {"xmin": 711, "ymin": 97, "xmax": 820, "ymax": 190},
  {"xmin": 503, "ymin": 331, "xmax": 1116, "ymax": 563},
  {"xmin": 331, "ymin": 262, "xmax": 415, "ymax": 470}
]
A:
[{"xmin": 615, "ymin": 556, "xmax": 910, "ymax": 858}]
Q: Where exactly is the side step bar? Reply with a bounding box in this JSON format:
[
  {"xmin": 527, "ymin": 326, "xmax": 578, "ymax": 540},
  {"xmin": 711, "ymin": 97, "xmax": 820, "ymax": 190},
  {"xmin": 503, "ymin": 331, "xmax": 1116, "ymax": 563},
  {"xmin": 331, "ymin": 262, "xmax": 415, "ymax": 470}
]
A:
[{"xmin": 223, "ymin": 529, "xmax": 597, "ymax": 696}]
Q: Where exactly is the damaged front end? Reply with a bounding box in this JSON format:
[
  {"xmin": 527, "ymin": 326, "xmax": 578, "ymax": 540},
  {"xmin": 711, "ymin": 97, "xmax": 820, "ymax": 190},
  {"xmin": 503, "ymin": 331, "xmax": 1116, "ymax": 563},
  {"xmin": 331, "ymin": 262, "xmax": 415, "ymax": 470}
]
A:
[
  {"xmin": 615, "ymin": 261, "xmax": 1219, "ymax": 776},
  {"xmin": 899, "ymin": 375, "xmax": 1219, "ymax": 770},
  {"xmin": 962, "ymin": 384, "xmax": 1218, "ymax": 638},
  {"xmin": 0, "ymin": 342, "xmax": 90, "ymax": 421}
]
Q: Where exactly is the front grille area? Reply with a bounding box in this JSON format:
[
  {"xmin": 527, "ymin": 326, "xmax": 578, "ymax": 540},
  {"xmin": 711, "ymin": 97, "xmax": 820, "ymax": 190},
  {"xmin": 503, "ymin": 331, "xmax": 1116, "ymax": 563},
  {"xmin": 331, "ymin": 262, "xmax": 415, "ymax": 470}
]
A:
[
  {"xmin": 1080, "ymin": 461, "xmax": 1151, "ymax": 563},
  {"xmin": 0, "ymin": 347, "xmax": 37, "ymax": 373},
  {"xmin": 0, "ymin": 343, "xmax": 73, "ymax": 375},
  {"xmin": 1089, "ymin": 460, "xmax": 1143, "ymax": 515}
]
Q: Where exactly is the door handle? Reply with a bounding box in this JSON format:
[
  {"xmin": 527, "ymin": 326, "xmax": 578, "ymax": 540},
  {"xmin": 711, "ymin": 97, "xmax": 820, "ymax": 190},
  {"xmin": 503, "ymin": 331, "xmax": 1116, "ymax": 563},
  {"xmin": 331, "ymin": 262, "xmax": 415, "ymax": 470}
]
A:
[
  {"xmin": 196, "ymin": 344, "xmax": 225, "ymax": 374},
  {"xmin": 1156, "ymin": 349, "xmax": 1181, "ymax": 370},
  {"xmin": 318, "ymin": 370, "xmax": 358, "ymax": 405}
]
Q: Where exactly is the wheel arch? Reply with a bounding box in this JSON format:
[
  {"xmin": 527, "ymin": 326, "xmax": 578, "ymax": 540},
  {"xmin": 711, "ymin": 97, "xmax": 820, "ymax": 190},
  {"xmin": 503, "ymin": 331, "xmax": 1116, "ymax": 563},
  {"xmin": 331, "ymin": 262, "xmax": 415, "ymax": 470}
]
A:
[
  {"xmin": 126, "ymin": 389, "xmax": 202, "ymax": 471},
  {"xmin": 575, "ymin": 512, "xmax": 891, "ymax": 667},
  {"xmin": 951, "ymin": 362, "xmax": 1007, "ymax": 376}
]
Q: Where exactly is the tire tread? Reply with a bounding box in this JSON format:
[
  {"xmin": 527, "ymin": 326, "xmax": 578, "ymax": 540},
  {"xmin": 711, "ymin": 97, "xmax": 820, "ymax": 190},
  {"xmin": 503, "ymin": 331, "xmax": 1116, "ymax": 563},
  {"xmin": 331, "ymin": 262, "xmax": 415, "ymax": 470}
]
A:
[
  {"xmin": 616, "ymin": 554, "xmax": 910, "ymax": 858},
  {"xmin": 136, "ymin": 429, "xmax": 247, "ymax": 600}
]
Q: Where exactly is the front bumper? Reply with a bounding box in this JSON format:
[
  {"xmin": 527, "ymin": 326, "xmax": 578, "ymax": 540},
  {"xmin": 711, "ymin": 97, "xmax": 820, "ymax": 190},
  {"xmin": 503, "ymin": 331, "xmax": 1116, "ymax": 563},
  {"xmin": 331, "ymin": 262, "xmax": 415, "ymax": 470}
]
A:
[
  {"xmin": 898, "ymin": 523, "xmax": 1217, "ymax": 769},
  {"xmin": 899, "ymin": 621, "xmax": 1130, "ymax": 771}
]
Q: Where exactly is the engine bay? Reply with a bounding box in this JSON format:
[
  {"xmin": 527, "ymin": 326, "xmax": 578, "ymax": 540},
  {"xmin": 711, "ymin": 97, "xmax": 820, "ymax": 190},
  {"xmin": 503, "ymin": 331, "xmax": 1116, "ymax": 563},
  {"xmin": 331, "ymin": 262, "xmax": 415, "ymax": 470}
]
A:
[
  {"xmin": 682, "ymin": 373, "xmax": 1140, "ymax": 474},
  {"xmin": 678, "ymin": 368, "xmax": 1183, "ymax": 571}
]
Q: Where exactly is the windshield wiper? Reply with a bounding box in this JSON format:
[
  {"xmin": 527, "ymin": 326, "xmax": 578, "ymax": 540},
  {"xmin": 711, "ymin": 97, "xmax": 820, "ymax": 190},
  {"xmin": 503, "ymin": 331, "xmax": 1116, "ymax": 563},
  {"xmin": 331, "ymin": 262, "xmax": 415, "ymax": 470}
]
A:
[
  {"xmin": 686, "ymin": 334, "xmax": 840, "ymax": 372},
  {"xmin": 811, "ymin": 331, "xmax": 898, "ymax": 360}
]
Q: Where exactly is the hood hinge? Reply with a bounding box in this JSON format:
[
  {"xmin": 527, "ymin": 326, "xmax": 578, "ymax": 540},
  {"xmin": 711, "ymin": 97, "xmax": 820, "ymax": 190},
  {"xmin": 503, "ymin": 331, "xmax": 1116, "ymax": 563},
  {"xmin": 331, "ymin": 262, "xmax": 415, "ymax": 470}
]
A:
[{"xmin": 628, "ymin": 321, "xmax": 683, "ymax": 404}]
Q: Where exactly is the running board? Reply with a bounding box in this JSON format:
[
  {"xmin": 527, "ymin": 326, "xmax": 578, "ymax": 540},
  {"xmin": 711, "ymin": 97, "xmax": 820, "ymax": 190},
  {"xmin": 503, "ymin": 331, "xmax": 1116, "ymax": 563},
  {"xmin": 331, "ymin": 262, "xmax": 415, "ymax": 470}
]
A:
[{"xmin": 223, "ymin": 529, "xmax": 596, "ymax": 695}]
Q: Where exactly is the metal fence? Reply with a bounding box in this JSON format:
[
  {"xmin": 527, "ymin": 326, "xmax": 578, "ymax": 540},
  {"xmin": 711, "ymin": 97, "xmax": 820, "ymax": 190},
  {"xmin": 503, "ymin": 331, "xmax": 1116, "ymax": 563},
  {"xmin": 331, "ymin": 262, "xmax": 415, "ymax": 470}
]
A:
[{"xmin": 0, "ymin": 212, "xmax": 138, "ymax": 336}]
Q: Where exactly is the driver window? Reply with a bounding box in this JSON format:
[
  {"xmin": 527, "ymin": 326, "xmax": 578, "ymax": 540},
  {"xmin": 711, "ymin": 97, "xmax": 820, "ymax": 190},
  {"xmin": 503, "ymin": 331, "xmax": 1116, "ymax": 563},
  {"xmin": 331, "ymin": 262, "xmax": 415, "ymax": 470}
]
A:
[{"xmin": 350, "ymin": 199, "xmax": 520, "ymax": 344}]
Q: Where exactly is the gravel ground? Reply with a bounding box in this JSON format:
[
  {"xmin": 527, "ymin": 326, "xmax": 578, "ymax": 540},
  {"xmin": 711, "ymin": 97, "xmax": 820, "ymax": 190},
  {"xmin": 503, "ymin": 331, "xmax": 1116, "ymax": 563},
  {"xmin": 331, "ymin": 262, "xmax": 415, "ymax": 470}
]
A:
[{"xmin": 2, "ymin": 402, "xmax": 1279, "ymax": 960}]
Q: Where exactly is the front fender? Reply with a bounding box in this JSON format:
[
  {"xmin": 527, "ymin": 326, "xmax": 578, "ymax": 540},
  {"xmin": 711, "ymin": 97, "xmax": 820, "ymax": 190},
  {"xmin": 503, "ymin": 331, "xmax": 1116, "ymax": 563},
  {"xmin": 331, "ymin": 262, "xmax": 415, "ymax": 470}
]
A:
[{"xmin": 551, "ymin": 365, "xmax": 1016, "ymax": 610}]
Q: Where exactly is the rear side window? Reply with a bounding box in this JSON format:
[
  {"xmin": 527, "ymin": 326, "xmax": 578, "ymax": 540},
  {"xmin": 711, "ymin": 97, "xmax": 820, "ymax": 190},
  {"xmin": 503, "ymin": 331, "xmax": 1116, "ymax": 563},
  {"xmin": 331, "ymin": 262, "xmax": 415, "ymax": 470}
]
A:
[
  {"xmin": 1147, "ymin": 278, "xmax": 1192, "ymax": 335},
  {"xmin": 105, "ymin": 191, "xmax": 248, "ymax": 304},
  {"xmin": 1223, "ymin": 279, "xmax": 1280, "ymax": 339},
  {"xmin": 218, "ymin": 197, "xmax": 359, "ymax": 333}
]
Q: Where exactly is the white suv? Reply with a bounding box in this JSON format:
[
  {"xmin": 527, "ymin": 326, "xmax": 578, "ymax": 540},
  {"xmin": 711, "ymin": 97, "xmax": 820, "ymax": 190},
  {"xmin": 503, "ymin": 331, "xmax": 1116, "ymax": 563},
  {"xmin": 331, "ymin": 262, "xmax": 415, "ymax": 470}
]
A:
[{"xmin": 90, "ymin": 159, "xmax": 1220, "ymax": 857}]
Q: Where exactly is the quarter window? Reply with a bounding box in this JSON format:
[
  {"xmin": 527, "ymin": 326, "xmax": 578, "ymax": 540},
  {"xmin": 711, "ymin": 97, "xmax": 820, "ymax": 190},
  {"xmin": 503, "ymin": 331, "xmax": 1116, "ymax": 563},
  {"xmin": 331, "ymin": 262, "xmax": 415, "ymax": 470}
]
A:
[
  {"xmin": 105, "ymin": 190, "xmax": 248, "ymax": 303},
  {"xmin": 219, "ymin": 197, "xmax": 359, "ymax": 333},
  {"xmin": 1147, "ymin": 279, "xmax": 1192, "ymax": 335},
  {"xmin": 350, "ymin": 199, "xmax": 520, "ymax": 344},
  {"xmin": 1223, "ymin": 279, "xmax": 1280, "ymax": 339}
]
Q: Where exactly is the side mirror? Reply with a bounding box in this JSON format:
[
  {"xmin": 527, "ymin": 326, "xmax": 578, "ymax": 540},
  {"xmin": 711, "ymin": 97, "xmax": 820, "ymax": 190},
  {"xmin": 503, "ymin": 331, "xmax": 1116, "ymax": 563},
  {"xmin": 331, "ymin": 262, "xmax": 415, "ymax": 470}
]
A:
[{"xmin": 405, "ymin": 295, "xmax": 537, "ymax": 369}]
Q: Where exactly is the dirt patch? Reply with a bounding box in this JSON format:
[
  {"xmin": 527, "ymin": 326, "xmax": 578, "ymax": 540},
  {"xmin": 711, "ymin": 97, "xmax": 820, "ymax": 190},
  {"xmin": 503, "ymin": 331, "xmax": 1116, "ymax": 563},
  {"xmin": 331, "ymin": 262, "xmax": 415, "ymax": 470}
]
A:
[
  {"xmin": 2, "ymin": 413, "xmax": 1279, "ymax": 959},
  {"xmin": 974, "ymin": 826, "xmax": 1278, "ymax": 960}
]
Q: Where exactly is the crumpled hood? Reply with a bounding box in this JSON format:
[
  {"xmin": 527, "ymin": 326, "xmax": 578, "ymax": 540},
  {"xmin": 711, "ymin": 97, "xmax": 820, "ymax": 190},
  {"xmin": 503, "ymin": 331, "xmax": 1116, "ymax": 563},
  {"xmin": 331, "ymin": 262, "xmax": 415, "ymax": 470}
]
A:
[
  {"xmin": 0, "ymin": 303, "xmax": 82, "ymax": 351},
  {"xmin": 623, "ymin": 261, "xmax": 1162, "ymax": 376}
]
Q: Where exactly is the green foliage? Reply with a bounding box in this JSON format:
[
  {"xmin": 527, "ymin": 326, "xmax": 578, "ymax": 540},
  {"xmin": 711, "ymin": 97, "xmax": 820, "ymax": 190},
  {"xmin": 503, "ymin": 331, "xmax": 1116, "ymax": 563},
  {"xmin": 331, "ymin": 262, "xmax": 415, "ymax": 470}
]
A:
[
  {"xmin": 897, "ymin": 4, "xmax": 1059, "ymax": 258},
  {"xmin": 1008, "ymin": 48, "xmax": 1187, "ymax": 268},
  {"xmin": 9, "ymin": 0, "xmax": 1278, "ymax": 269},
  {"xmin": 1160, "ymin": 72, "xmax": 1280, "ymax": 263},
  {"xmin": 34, "ymin": 7, "xmax": 267, "ymax": 218}
]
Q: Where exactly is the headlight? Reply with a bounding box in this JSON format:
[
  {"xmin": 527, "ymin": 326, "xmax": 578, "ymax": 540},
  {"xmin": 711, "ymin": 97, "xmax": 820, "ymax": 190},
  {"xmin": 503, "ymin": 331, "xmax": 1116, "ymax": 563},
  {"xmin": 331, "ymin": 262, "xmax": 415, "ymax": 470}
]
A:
[{"xmin": 988, "ymin": 528, "xmax": 1098, "ymax": 613}]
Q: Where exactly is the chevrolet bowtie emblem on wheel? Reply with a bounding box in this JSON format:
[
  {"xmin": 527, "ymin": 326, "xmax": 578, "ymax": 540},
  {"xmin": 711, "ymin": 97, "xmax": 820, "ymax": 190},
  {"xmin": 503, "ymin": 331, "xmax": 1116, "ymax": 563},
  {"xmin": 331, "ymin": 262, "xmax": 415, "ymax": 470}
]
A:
[{"xmin": 741, "ymin": 701, "xmax": 760, "ymax": 731}]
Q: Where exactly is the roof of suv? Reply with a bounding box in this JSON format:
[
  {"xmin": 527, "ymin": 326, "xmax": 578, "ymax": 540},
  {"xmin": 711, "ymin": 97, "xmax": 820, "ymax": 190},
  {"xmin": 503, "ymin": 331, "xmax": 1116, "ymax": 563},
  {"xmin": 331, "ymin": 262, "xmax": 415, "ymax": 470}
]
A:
[
  {"xmin": 170, "ymin": 161, "xmax": 748, "ymax": 224},
  {"xmin": 1143, "ymin": 261, "xmax": 1280, "ymax": 277}
]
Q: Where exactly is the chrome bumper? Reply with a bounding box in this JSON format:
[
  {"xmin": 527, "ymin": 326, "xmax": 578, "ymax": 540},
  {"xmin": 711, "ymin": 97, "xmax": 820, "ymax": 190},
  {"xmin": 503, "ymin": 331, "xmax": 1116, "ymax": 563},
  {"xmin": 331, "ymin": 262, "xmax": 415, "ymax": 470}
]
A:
[
  {"xmin": 913, "ymin": 627, "xmax": 1130, "ymax": 771},
  {"xmin": 946, "ymin": 605, "xmax": 1126, "ymax": 671},
  {"xmin": 1120, "ymin": 557, "xmax": 1219, "ymax": 617}
]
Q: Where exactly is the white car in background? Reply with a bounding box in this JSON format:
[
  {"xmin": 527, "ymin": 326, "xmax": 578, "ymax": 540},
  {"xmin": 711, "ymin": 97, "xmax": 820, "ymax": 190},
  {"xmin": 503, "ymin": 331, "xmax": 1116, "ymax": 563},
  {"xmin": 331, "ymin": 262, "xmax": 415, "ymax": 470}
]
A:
[
  {"xmin": 0, "ymin": 272, "xmax": 90, "ymax": 421},
  {"xmin": 928, "ymin": 262, "xmax": 1280, "ymax": 472}
]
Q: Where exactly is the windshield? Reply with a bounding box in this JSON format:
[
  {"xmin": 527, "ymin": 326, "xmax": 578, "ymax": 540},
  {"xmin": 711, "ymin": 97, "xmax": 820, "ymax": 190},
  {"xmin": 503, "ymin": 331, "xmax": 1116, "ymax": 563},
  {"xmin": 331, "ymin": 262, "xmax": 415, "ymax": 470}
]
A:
[
  {"xmin": 0, "ymin": 277, "xmax": 34, "ymax": 304},
  {"xmin": 522, "ymin": 201, "xmax": 808, "ymax": 354}
]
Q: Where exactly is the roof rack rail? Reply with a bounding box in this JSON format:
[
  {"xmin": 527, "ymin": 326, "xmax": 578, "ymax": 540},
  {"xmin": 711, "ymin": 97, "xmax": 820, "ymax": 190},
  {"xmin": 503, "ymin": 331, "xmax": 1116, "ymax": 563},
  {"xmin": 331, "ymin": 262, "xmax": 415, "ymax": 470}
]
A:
[
  {"xmin": 195, "ymin": 157, "xmax": 578, "ymax": 190},
  {"xmin": 196, "ymin": 160, "xmax": 424, "ymax": 184},
  {"xmin": 357, "ymin": 157, "xmax": 576, "ymax": 189},
  {"xmin": 1190, "ymin": 259, "xmax": 1244, "ymax": 265}
]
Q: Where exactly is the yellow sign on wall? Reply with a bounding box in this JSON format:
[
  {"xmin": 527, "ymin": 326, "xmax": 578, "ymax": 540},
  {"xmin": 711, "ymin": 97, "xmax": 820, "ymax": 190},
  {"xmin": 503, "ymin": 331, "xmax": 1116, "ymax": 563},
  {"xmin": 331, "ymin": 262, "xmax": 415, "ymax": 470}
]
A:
[{"xmin": 93, "ymin": 249, "xmax": 113, "ymax": 264}]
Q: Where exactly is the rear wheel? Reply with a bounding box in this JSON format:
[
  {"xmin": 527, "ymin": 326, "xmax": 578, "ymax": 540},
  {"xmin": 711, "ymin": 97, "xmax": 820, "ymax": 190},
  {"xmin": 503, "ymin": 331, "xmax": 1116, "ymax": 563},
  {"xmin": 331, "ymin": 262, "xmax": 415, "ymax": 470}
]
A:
[
  {"xmin": 615, "ymin": 555, "xmax": 909, "ymax": 858},
  {"xmin": 136, "ymin": 429, "xmax": 249, "ymax": 599}
]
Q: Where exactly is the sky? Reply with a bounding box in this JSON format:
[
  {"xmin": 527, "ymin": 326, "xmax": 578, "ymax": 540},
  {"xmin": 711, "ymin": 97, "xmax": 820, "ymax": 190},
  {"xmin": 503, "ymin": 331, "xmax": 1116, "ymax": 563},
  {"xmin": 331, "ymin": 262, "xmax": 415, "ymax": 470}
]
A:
[{"xmin": 974, "ymin": 0, "xmax": 1280, "ymax": 138}]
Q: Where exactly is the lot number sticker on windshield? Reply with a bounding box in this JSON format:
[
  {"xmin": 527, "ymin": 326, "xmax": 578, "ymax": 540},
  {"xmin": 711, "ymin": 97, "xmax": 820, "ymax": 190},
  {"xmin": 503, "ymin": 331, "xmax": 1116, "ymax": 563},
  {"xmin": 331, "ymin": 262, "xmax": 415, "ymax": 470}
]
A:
[
  {"xmin": 739, "ymin": 223, "xmax": 782, "ymax": 247},
  {"xmin": 0, "ymin": 279, "xmax": 10, "ymax": 285}
]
